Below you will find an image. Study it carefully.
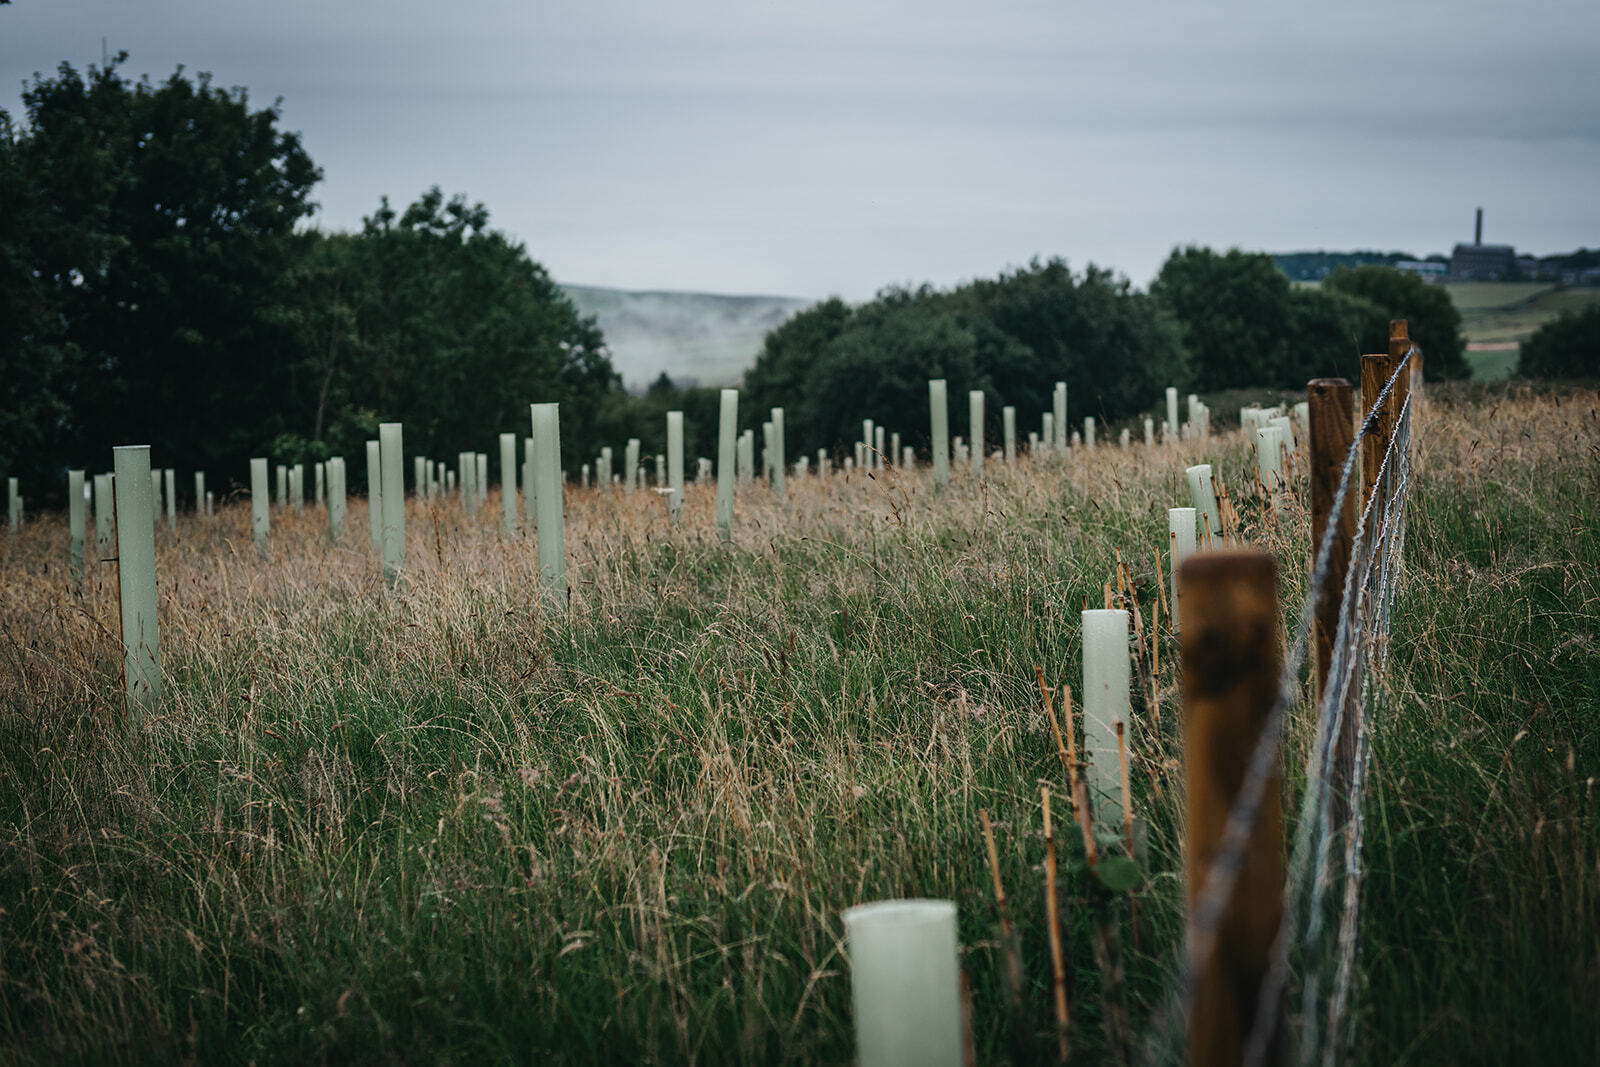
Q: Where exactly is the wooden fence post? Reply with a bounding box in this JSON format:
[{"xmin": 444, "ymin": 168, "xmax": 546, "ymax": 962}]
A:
[
  {"xmin": 1308, "ymin": 378, "xmax": 1356, "ymax": 702},
  {"xmin": 1180, "ymin": 550, "xmax": 1282, "ymax": 1067},
  {"xmin": 1360, "ymin": 322, "xmax": 1411, "ymax": 513}
]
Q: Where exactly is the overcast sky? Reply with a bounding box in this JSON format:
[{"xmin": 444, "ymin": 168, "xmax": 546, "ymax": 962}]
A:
[{"xmin": 4, "ymin": 0, "xmax": 1597, "ymax": 300}]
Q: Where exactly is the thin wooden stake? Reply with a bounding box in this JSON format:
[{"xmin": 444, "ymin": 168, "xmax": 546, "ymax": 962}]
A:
[{"xmin": 1042, "ymin": 787, "xmax": 1072, "ymax": 1063}]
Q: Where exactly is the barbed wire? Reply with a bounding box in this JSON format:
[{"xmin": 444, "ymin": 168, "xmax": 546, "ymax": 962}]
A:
[{"xmin": 1142, "ymin": 349, "xmax": 1416, "ymax": 1066}]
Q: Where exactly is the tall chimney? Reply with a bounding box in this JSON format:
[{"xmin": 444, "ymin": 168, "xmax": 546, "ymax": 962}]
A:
[{"xmin": 1475, "ymin": 207, "xmax": 1483, "ymax": 245}]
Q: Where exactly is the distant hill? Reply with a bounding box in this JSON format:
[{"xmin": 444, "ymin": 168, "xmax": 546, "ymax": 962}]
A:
[{"xmin": 559, "ymin": 284, "xmax": 814, "ymax": 391}]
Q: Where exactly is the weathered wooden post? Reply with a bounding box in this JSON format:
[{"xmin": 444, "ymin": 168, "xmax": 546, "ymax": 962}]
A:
[
  {"xmin": 842, "ymin": 899, "xmax": 963, "ymax": 1067},
  {"xmin": 530, "ymin": 403, "xmax": 566, "ymax": 610},
  {"xmin": 113, "ymin": 445, "xmax": 160, "ymax": 718},
  {"xmin": 929, "ymin": 379, "xmax": 949, "ymax": 492},
  {"xmin": 968, "ymin": 391, "xmax": 985, "ymax": 477},
  {"xmin": 500, "ymin": 432, "xmax": 518, "ymax": 533},
  {"xmin": 770, "ymin": 407, "xmax": 786, "ymax": 501},
  {"xmin": 1002, "ymin": 406, "xmax": 1016, "ymax": 463},
  {"xmin": 717, "ymin": 389, "xmax": 737, "ymax": 542},
  {"xmin": 365, "ymin": 441, "xmax": 382, "ymax": 553},
  {"xmin": 1083, "ymin": 608, "xmax": 1131, "ymax": 827},
  {"xmin": 379, "ymin": 424, "xmax": 405, "ymax": 585},
  {"xmin": 1310, "ymin": 377, "xmax": 1358, "ymax": 829},
  {"xmin": 1186, "ymin": 464, "xmax": 1223, "ymax": 548},
  {"xmin": 68, "ymin": 470, "xmax": 86, "ymax": 584},
  {"xmin": 1180, "ymin": 551, "xmax": 1283, "ymax": 1067}
]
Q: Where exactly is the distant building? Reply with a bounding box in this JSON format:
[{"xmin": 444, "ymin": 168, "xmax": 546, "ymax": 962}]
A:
[
  {"xmin": 1449, "ymin": 207, "xmax": 1517, "ymax": 280},
  {"xmin": 1396, "ymin": 260, "xmax": 1447, "ymax": 279},
  {"xmin": 1450, "ymin": 243, "xmax": 1516, "ymax": 280}
]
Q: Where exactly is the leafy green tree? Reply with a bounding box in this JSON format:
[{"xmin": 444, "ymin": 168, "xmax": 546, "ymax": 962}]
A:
[
  {"xmin": 1322, "ymin": 266, "xmax": 1470, "ymax": 379},
  {"xmin": 1150, "ymin": 246, "xmax": 1294, "ymax": 390},
  {"xmin": 292, "ymin": 189, "xmax": 616, "ymax": 472},
  {"xmin": 1285, "ymin": 285, "xmax": 1383, "ymax": 382},
  {"xmin": 1518, "ymin": 305, "xmax": 1600, "ymax": 379},
  {"xmin": 2, "ymin": 56, "xmax": 321, "ymax": 497},
  {"xmin": 741, "ymin": 296, "xmax": 854, "ymax": 447},
  {"xmin": 952, "ymin": 258, "xmax": 1190, "ymax": 426}
]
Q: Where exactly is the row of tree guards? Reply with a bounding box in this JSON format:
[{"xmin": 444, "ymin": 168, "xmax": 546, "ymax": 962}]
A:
[{"xmin": 13, "ymin": 323, "xmax": 1418, "ymax": 1062}]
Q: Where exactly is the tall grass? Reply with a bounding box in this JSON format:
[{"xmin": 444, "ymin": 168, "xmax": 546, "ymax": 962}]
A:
[{"xmin": 1, "ymin": 386, "xmax": 1594, "ymax": 1063}]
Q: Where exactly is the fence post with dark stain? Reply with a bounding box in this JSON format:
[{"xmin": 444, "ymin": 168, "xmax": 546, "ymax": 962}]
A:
[{"xmin": 1180, "ymin": 550, "xmax": 1282, "ymax": 1067}]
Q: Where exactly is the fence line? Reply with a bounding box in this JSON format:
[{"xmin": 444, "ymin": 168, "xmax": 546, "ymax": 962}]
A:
[{"xmin": 1170, "ymin": 338, "xmax": 1417, "ymax": 1066}]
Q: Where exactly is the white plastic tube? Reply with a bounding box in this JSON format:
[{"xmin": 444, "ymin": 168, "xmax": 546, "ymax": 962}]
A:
[
  {"xmin": 163, "ymin": 468, "xmax": 176, "ymax": 529},
  {"xmin": 251, "ymin": 458, "xmax": 271, "ymax": 554},
  {"xmin": 769, "ymin": 407, "xmax": 786, "ymax": 501},
  {"xmin": 890, "ymin": 431, "xmax": 901, "ymax": 470},
  {"xmin": 379, "ymin": 424, "xmax": 405, "ymax": 585},
  {"xmin": 94, "ymin": 474, "xmax": 114, "ymax": 560},
  {"xmin": 113, "ymin": 445, "xmax": 160, "ymax": 718},
  {"xmin": 1042, "ymin": 413, "xmax": 1054, "ymax": 455},
  {"xmin": 969, "ymin": 391, "xmax": 984, "ymax": 477},
  {"xmin": 1002, "ymin": 406, "xmax": 1015, "ymax": 462},
  {"xmin": 328, "ymin": 457, "xmax": 346, "ymax": 540},
  {"xmin": 1054, "ymin": 381, "xmax": 1068, "ymax": 450},
  {"xmin": 1186, "ymin": 463, "xmax": 1222, "ymax": 546},
  {"xmin": 929, "ymin": 379, "xmax": 949, "ymax": 492},
  {"xmin": 530, "ymin": 403, "xmax": 566, "ymax": 609},
  {"xmin": 194, "ymin": 471, "xmax": 205, "ymax": 517},
  {"xmin": 1166, "ymin": 386, "xmax": 1180, "ymax": 441},
  {"xmin": 1084, "ymin": 416, "xmax": 1096, "ymax": 450},
  {"xmin": 1144, "ymin": 418, "xmax": 1155, "ymax": 447},
  {"xmin": 841, "ymin": 899, "xmax": 963, "ymax": 1067},
  {"xmin": 68, "ymin": 469, "xmax": 85, "ymax": 583},
  {"xmin": 667, "ymin": 410, "xmax": 685, "ymax": 518},
  {"xmin": 717, "ymin": 389, "xmax": 737, "ymax": 542},
  {"xmin": 500, "ymin": 432, "xmax": 518, "ymax": 533},
  {"xmin": 523, "ymin": 440, "xmax": 536, "ymax": 527},
  {"xmin": 1168, "ymin": 507, "xmax": 1196, "ymax": 630},
  {"xmin": 1083, "ymin": 608, "xmax": 1130, "ymax": 829},
  {"xmin": 1256, "ymin": 425, "xmax": 1284, "ymax": 498},
  {"xmin": 365, "ymin": 441, "xmax": 381, "ymax": 553},
  {"xmin": 862, "ymin": 419, "xmax": 874, "ymax": 470},
  {"xmin": 625, "ymin": 438, "xmax": 640, "ymax": 494}
]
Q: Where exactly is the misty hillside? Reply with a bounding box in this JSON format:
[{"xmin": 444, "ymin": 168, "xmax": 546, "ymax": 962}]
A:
[{"xmin": 560, "ymin": 284, "xmax": 813, "ymax": 391}]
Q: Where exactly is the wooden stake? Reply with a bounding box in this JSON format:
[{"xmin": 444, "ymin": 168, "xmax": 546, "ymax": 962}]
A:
[
  {"xmin": 1180, "ymin": 551, "xmax": 1283, "ymax": 1067},
  {"xmin": 1042, "ymin": 787, "xmax": 1072, "ymax": 1063}
]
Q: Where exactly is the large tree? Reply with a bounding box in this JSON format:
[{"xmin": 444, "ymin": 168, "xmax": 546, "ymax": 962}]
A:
[
  {"xmin": 1, "ymin": 56, "xmax": 321, "ymax": 498},
  {"xmin": 1322, "ymin": 265, "xmax": 1471, "ymax": 379},
  {"xmin": 288, "ymin": 189, "xmax": 617, "ymax": 472}
]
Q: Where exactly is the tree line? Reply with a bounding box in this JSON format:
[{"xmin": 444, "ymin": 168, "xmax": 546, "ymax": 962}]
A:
[{"xmin": 4, "ymin": 57, "xmax": 1475, "ymax": 504}]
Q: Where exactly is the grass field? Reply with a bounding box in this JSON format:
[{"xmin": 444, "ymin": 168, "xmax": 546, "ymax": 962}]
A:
[
  {"xmin": 2, "ymin": 386, "xmax": 1596, "ymax": 1063},
  {"xmin": 1445, "ymin": 282, "xmax": 1600, "ymax": 382}
]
